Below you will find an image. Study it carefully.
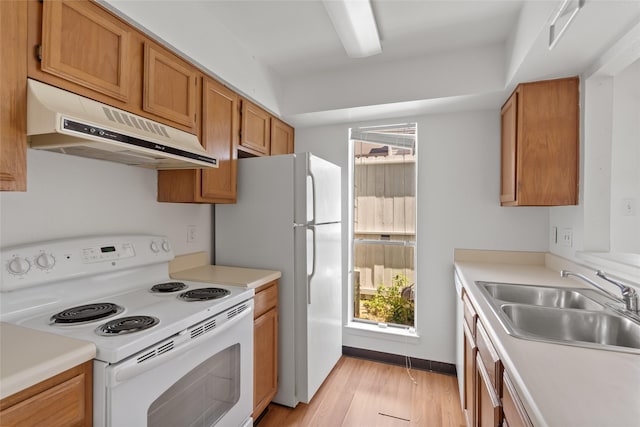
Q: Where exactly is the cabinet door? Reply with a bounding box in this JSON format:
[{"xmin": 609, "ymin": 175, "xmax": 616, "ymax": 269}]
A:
[
  {"xmin": 0, "ymin": 361, "xmax": 92, "ymax": 427},
  {"xmin": 463, "ymin": 321, "xmax": 476, "ymax": 427},
  {"xmin": 40, "ymin": 0, "xmax": 131, "ymax": 102},
  {"xmin": 502, "ymin": 371, "xmax": 532, "ymax": 427},
  {"xmin": 0, "ymin": 0, "xmax": 28, "ymax": 192},
  {"xmin": 476, "ymin": 353, "xmax": 501, "ymax": 427},
  {"xmin": 518, "ymin": 78, "xmax": 578, "ymax": 206},
  {"xmin": 253, "ymin": 308, "xmax": 278, "ymax": 419},
  {"xmin": 500, "ymin": 90, "xmax": 518, "ymax": 205},
  {"xmin": 200, "ymin": 78, "xmax": 238, "ymax": 202},
  {"xmin": 240, "ymin": 99, "xmax": 271, "ymax": 156},
  {"xmin": 144, "ymin": 42, "xmax": 198, "ymax": 131},
  {"xmin": 270, "ymin": 118, "xmax": 294, "ymax": 155}
]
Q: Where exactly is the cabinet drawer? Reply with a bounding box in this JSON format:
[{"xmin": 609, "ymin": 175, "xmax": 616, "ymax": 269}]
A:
[
  {"xmin": 462, "ymin": 291, "xmax": 477, "ymax": 337},
  {"xmin": 502, "ymin": 370, "xmax": 533, "ymax": 427},
  {"xmin": 254, "ymin": 281, "xmax": 278, "ymax": 319},
  {"xmin": 0, "ymin": 361, "xmax": 91, "ymax": 427},
  {"xmin": 476, "ymin": 320, "xmax": 501, "ymax": 395}
]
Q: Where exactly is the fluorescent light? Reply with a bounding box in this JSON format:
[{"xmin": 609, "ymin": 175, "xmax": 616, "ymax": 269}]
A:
[
  {"xmin": 549, "ymin": 0, "xmax": 585, "ymax": 50},
  {"xmin": 323, "ymin": 0, "xmax": 381, "ymax": 58}
]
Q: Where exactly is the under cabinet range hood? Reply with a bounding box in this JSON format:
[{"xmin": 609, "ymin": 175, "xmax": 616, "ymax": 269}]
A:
[{"xmin": 26, "ymin": 79, "xmax": 217, "ymax": 169}]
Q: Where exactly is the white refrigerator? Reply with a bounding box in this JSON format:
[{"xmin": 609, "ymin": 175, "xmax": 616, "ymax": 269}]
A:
[{"xmin": 215, "ymin": 153, "xmax": 342, "ymax": 408}]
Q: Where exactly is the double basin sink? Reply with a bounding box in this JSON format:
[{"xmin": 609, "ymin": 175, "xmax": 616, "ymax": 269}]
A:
[{"xmin": 476, "ymin": 281, "xmax": 640, "ymax": 354}]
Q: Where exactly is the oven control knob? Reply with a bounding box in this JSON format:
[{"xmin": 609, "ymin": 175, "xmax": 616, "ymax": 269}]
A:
[
  {"xmin": 161, "ymin": 240, "xmax": 171, "ymax": 252},
  {"xmin": 35, "ymin": 253, "xmax": 56, "ymax": 270},
  {"xmin": 150, "ymin": 241, "xmax": 160, "ymax": 253},
  {"xmin": 7, "ymin": 257, "xmax": 31, "ymax": 275}
]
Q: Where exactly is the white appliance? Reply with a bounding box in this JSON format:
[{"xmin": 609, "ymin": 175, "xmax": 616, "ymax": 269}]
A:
[
  {"xmin": 216, "ymin": 153, "xmax": 342, "ymax": 408},
  {"xmin": 26, "ymin": 79, "xmax": 217, "ymax": 169},
  {"xmin": 0, "ymin": 235, "xmax": 254, "ymax": 427}
]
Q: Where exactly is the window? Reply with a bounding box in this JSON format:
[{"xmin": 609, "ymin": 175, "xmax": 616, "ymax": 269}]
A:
[{"xmin": 349, "ymin": 123, "xmax": 417, "ymax": 329}]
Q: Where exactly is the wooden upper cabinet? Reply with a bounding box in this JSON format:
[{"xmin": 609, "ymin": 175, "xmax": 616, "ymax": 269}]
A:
[
  {"xmin": 1, "ymin": 0, "xmax": 28, "ymax": 192},
  {"xmin": 40, "ymin": 0, "xmax": 131, "ymax": 102},
  {"xmin": 157, "ymin": 77, "xmax": 239, "ymax": 204},
  {"xmin": 239, "ymin": 99, "xmax": 271, "ymax": 156},
  {"xmin": 500, "ymin": 77, "xmax": 579, "ymax": 206},
  {"xmin": 270, "ymin": 117, "xmax": 295, "ymax": 155},
  {"xmin": 200, "ymin": 78, "xmax": 238, "ymax": 202},
  {"xmin": 143, "ymin": 42, "xmax": 199, "ymax": 132},
  {"xmin": 500, "ymin": 90, "xmax": 518, "ymax": 204}
]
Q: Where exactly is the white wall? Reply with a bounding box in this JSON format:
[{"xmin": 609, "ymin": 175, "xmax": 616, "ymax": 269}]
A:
[
  {"xmin": 296, "ymin": 109, "xmax": 549, "ymax": 364},
  {"xmin": 0, "ymin": 150, "xmax": 212, "ymax": 257}
]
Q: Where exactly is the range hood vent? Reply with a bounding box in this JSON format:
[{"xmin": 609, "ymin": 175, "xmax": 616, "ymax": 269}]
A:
[{"xmin": 26, "ymin": 79, "xmax": 217, "ymax": 169}]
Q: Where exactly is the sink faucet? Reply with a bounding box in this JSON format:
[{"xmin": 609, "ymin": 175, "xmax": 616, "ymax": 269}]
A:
[
  {"xmin": 595, "ymin": 270, "xmax": 639, "ymax": 313},
  {"xmin": 560, "ymin": 270, "xmax": 639, "ymax": 313}
]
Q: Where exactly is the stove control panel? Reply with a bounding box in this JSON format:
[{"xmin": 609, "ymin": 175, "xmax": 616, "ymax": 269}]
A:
[
  {"xmin": 0, "ymin": 235, "xmax": 174, "ymax": 292},
  {"xmin": 82, "ymin": 243, "xmax": 135, "ymax": 264}
]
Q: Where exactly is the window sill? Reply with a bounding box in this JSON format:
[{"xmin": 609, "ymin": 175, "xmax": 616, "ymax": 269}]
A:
[{"xmin": 345, "ymin": 321, "xmax": 420, "ymax": 342}]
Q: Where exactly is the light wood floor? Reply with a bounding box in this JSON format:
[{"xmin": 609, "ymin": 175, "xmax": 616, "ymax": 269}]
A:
[{"xmin": 257, "ymin": 356, "xmax": 466, "ymax": 427}]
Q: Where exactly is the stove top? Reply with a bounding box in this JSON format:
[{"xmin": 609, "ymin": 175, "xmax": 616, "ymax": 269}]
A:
[{"xmin": 0, "ymin": 235, "xmax": 254, "ymax": 364}]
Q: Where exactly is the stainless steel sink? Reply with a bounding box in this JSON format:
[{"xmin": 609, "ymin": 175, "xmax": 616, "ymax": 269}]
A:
[
  {"xmin": 479, "ymin": 282, "xmax": 605, "ymax": 310},
  {"xmin": 501, "ymin": 304, "xmax": 640, "ymax": 351},
  {"xmin": 475, "ymin": 281, "xmax": 640, "ymax": 354}
]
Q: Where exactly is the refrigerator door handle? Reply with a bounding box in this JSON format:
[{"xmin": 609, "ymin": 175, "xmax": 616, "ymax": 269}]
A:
[
  {"xmin": 308, "ymin": 166, "xmax": 317, "ymax": 225},
  {"xmin": 307, "ymin": 225, "xmax": 316, "ymax": 304}
]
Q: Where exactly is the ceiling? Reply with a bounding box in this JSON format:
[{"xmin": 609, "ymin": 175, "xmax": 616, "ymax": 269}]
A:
[
  {"xmin": 106, "ymin": 0, "xmax": 640, "ymax": 127},
  {"xmin": 205, "ymin": 0, "xmax": 524, "ymax": 79}
]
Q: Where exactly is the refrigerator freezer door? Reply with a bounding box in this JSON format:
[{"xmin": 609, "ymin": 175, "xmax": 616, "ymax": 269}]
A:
[
  {"xmin": 295, "ymin": 154, "xmax": 341, "ymax": 225},
  {"xmin": 294, "ymin": 221, "xmax": 342, "ymax": 404}
]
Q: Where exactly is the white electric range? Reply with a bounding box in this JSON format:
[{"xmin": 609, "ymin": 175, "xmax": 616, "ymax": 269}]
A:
[{"xmin": 1, "ymin": 234, "xmax": 254, "ymax": 427}]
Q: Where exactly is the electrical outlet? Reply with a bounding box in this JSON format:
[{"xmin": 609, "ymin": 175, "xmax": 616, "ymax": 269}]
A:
[
  {"xmin": 187, "ymin": 225, "xmax": 197, "ymax": 243},
  {"xmin": 622, "ymin": 198, "xmax": 636, "ymax": 216},
  {"xmin": 561, "ymin": 228, "xmax": 573, "ymax": 247}
]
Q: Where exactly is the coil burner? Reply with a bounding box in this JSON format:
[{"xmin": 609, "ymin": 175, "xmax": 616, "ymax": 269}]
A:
[
  {"xmin": 150, "ymin": 282, "xmax": 188, "ymax": 293},
  {"xmin": 50, "ymin": 303, "xmax": 124, "ymax": 325},
  {"xmin": 178, "ymin": 287, "xmax": 231, "ymax": 302},
  {"xmin": 96, "ymin": 315, "xmax": 159, "ymax": 336}
]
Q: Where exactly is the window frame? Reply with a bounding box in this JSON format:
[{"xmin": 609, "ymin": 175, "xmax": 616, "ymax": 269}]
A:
[{"xmin": 347, "ymin": 123, "xmax": 418, "ymax": 333}]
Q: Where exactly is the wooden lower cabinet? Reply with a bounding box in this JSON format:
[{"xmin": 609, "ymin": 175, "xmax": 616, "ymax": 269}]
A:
[
  {"xmin": 475, "ymin": 353, "xmax": 501, "ymax": 427},
  {"xmin": 463, "ymin": 321, "xmax": 476, "ymax": 427},
  {"xmin": 0, "ymin": 361, "xmax": 92, "ymax": 427},
  {"xmin": 253, "ymin": 280, "xmax": 278, "ymax": 419},
  {"xmin": 502, "ymin": 371, "xmax": 533, "ymax": 427},
  {"xmin": 460, "ymin": 290, "xmax": 532, "ymax": 427}
]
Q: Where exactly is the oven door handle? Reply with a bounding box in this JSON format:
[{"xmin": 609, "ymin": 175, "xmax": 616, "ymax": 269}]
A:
[{"xmin": 107, "ymin": 302, "xmax": 253, "ymax": 386}]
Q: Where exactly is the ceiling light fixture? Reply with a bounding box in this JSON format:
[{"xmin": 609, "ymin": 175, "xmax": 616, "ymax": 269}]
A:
[
  {"xmin": 548, "ymin": 0, "xmax": 585, "ymax": 50},
  {"xmin": 322, "ymin": 0, "xmax": 381, "ymax": 58}
]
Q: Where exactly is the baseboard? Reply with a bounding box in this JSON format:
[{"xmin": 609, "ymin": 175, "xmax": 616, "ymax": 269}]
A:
[{"xmin": 342, "ymin": 346, "xmax": 457, "ymax": 376}]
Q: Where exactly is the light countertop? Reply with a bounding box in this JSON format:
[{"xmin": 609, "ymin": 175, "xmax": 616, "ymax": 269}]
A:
[
  {"xmin": 0, "ymin": 322, "xmax": 96, "ymax": 400},
  {"xmin": 454, "ymin": 251, "xmax": 640, "ymax": 427},
  {"xmin": 169, "ymin": 252, "xmax": 281, "ymax": 289}
]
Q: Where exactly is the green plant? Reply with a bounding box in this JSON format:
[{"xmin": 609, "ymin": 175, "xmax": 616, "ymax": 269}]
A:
[{"xmin": 363, "ymin": 274, "xmax": 414, "ymax": 326}]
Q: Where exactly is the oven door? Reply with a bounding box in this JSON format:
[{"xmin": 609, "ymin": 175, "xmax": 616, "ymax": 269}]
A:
[{"xmin": 93, "ymin": 301, "xmax": 253, "ymax": 427}]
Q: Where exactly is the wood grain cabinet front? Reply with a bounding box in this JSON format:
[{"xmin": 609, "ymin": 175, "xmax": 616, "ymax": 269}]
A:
[
  {"xmin": 253, "ymin": 280, "xmax": 279, "ymax": 420},
  {"xmin": 502, "ymin": 370, "xmax": 533, "ymax": 427},
  {"xmin": 0, "ymin": 0, "xmax": 28, "ymax": 192},
  {"xmin": 0, "ymin": 361, "xmax": 92, "ymax": 427},
  {"xmin": 157, "ymin": 77, "xmax": 238, "ymax": 203},
  {"xmin": 500, "ymin": 77, "xmax": 579, "ymax": 206},
  {"xmin": 39, "ymin": 0, "xmax": 132, "ymax": 102},
  {"xmin": 143, "ymin": 41, "xmax": 200, "ymax": 133},
  {"xmin": 270, "ymin": 118, "xmax": 295, "ymax": 156},
  {"xmin": 239, "ymin": 99, "xmax": 271, "ymax": 156}
]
